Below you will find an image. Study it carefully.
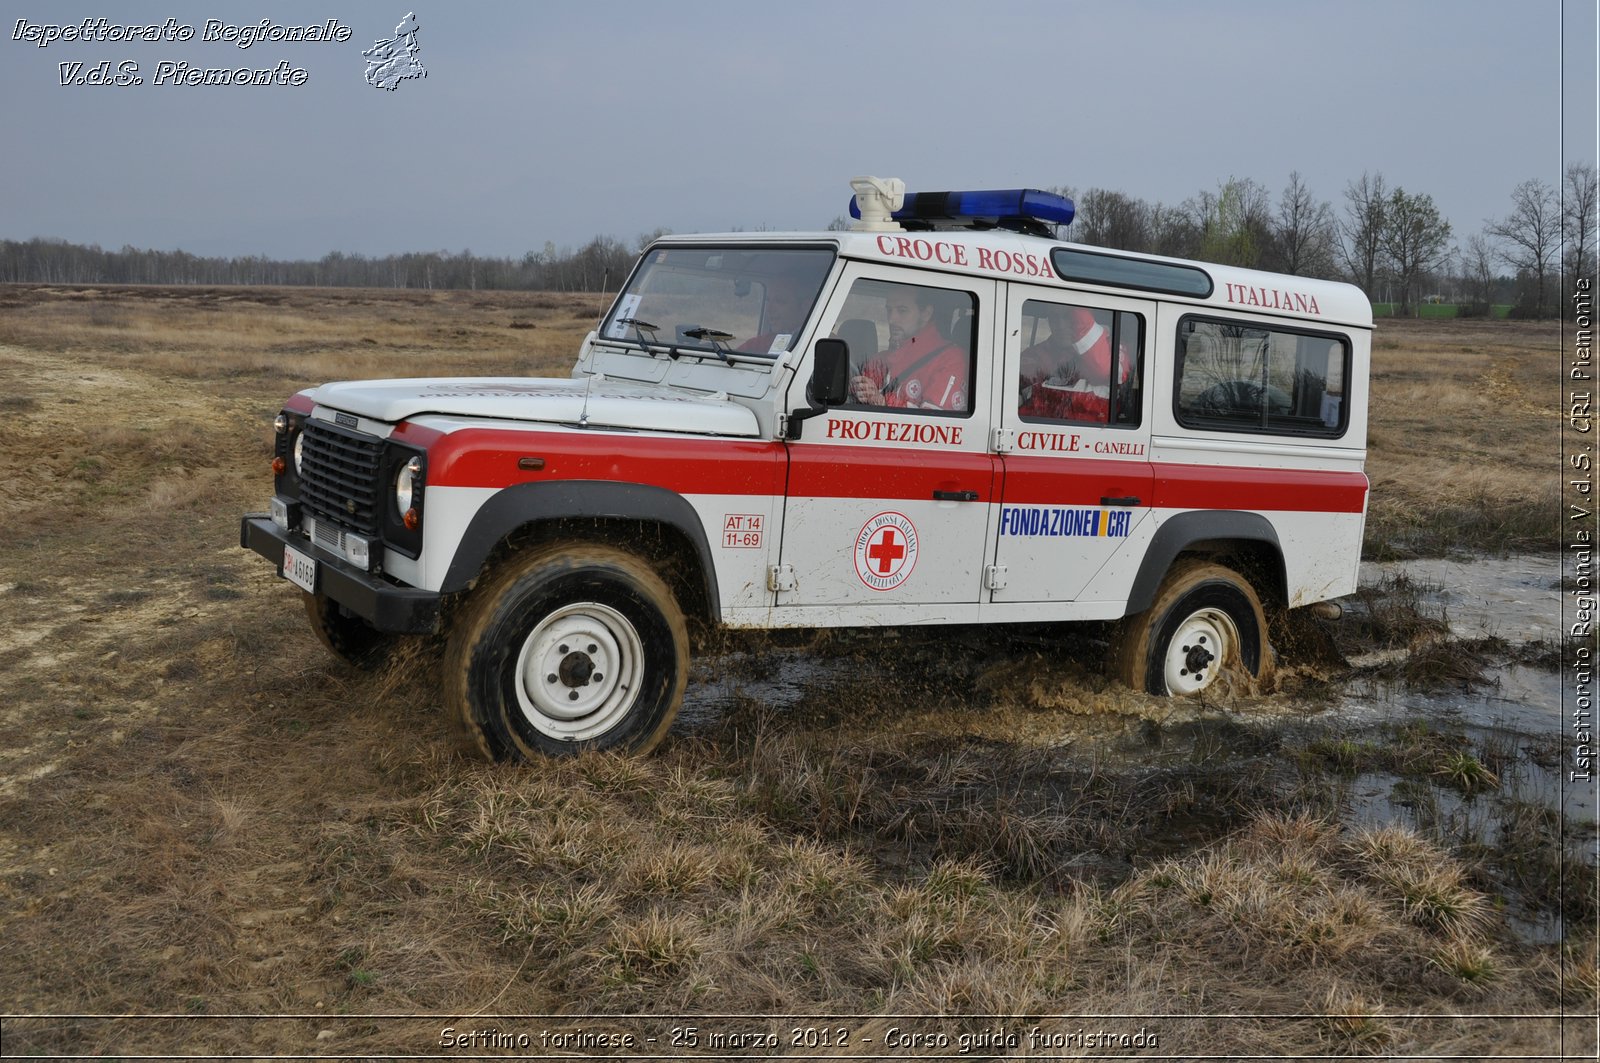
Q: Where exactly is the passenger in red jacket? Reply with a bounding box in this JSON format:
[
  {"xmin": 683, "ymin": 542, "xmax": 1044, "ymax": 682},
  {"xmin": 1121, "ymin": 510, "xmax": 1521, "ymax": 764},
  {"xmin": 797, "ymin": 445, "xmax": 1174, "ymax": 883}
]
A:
[
  {"xmin": 850, "ymin": 285, "xmax": 969, "ymax": 411},
  {"xmin": 738, "ymin": 276, "xmax": 812, "ymax": 354},
  {"xmin": 1019, "ymin": 303, "xmax": 1125, "ymax": 422}
]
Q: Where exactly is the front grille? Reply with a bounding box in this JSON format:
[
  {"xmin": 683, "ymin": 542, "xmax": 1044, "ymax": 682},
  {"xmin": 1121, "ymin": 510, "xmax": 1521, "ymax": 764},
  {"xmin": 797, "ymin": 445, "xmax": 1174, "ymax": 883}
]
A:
[
  {"xmin": 312, "ymin": 518, "xmax": 343, "ymax": 550},
  {"xmin": 299, "ymin": 419, "xmax": 384, "ymax": 536}
]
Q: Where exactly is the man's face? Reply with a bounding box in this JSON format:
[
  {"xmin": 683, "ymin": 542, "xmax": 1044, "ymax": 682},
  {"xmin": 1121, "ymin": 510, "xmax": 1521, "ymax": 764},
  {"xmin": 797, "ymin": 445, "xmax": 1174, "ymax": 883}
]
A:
[{"xmin": 884, "ymin": 291, "xmax": 931, "ymax": 348}]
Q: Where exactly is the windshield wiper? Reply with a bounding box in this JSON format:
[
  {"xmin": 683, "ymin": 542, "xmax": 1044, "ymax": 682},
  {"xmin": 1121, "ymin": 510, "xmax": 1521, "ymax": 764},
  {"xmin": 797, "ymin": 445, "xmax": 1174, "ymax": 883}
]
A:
[
  {"xmin": 614, "ymin": 316, "xmax": 685, "ymax": 360},
  {"xmin": 680, "ymin": 326, "xmax": 734, "ymax": 363}
]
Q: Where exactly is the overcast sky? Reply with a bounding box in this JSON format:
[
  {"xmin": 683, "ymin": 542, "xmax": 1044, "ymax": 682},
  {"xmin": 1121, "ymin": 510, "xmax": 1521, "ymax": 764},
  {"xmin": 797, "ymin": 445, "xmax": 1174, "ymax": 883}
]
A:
[{"xmin": 1, "ymin": 1, "xmax": 1595, "ymax": 261}]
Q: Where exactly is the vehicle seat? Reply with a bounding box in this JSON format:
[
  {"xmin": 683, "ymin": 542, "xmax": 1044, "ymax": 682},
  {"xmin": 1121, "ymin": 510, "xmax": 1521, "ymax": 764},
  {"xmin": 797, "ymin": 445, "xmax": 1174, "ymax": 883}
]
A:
[{"xmin": 836, "ymin": 318, "xmax": 879, "ymax": 363}]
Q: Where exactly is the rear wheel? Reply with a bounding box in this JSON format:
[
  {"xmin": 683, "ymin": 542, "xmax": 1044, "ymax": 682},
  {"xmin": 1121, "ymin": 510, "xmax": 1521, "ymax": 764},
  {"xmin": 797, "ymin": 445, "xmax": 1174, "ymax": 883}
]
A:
[
  {"xmin": 1115, "ymin": 560, "xmax": 1272, "ymax": 696},
  {"xmin": 444, "ymin": 544, "xmax": 689, "ymax": 761},
  {"xmin": 303, "ymin": 592, "xmax": 396, "ymax": 671}
]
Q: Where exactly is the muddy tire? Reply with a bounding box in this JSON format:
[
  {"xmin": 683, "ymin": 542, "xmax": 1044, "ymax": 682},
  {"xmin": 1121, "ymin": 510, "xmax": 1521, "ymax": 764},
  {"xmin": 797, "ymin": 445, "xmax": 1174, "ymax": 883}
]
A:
[
  {"xmin": 443, "ymin": 543, "xmax": 689, "ymax": 761},
  {"xmin": 1114, "ymin": 560, "xmax": 1273, "ymax": 696},
  {"xmin": 303, "ymin": 592, "xmax": 395, "ymax": 671}
]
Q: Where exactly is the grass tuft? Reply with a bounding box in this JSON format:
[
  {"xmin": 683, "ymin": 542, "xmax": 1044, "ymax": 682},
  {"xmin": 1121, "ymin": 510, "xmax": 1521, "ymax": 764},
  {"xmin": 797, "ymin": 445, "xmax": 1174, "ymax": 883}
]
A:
[
  {"xmin": 1432, "ymin": 750, "xmax": 1500, "ymax": 795},
  {"xmin": 1316, "ymin": 985, "xmax": 1394, "ymax": 1052},
  {"xmin": 1431, "ymin": 939, "xmax": 1500, "ymax": 986},
  {"xmin": 1381, "ymin": 866, "xmax": 1494, "ymax": 936}
]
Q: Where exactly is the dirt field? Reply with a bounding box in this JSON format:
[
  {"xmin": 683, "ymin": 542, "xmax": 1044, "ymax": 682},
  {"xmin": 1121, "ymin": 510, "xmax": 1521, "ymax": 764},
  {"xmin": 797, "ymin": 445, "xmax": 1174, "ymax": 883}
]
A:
[{"xmin": 0, "ymin": 286, "xmax": 1590, "ymax": 1058}]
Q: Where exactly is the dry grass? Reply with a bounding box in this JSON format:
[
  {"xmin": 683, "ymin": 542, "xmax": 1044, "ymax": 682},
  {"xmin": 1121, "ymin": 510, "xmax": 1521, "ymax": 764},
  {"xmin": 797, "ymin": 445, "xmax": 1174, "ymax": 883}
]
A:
[
  {"xmin": 0, "ymin": 286, "xmax": 1579, "ymax": 1058},
  {"xmin": 1364, "ymin": 318, "xmax": 1559, "ymax": 557}
]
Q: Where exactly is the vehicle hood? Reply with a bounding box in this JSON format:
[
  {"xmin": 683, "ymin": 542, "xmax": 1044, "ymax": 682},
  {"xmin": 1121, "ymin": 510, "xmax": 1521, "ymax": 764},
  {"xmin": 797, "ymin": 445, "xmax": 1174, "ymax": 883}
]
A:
[{"xmin": 309, "ymin": 376, "xmax": 760, "ymax": 437}]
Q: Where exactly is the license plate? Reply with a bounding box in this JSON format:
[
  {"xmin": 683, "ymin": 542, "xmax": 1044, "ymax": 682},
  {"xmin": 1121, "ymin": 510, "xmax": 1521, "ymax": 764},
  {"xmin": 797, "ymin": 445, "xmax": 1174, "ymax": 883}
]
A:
[{"xmin": 282, "ymin": 543, "xmax": 317, "ymax": 593}]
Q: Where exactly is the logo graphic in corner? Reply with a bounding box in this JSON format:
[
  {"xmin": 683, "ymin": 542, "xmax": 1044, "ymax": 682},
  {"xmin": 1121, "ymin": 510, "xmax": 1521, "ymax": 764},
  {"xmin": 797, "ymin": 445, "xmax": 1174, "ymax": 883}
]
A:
[
  {"xmin": 364, "ymin": 12, "xmax": 426, "ymax": 90},
  {"xmin": 854, "ymin": 511, "xmax": 919, "ymax": 591}
]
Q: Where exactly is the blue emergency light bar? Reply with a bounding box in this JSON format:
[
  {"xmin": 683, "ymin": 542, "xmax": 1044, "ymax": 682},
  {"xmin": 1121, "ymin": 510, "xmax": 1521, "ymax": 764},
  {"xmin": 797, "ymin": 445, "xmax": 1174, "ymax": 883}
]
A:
[{"xmin": 848, "ymin": 188, "xmax": 1075, "ymax": 235}]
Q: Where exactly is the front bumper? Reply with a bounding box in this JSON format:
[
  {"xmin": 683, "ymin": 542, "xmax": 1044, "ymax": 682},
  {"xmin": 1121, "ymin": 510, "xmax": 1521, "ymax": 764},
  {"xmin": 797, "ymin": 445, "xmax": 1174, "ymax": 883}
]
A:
[{"xmin": 240, "ymin": 515, "xmax": 442, "ymax": 634}]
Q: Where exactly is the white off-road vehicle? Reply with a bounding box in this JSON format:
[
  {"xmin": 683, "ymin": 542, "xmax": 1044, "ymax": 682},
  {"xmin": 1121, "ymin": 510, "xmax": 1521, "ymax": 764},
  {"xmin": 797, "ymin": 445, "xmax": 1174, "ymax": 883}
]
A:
[{"xmin": 242, "ymin": 177, "xmax": 1370, "ymax": 760}]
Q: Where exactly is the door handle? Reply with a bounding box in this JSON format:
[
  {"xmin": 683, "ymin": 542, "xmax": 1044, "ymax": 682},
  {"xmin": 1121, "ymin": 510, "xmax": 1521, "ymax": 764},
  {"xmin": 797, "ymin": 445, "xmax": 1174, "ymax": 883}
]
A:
[
  {"xmin": 1100, "ymin": 496, "xmax": 1141, "ymax": 507},
  {"xmin": 933, "ymin": 490, "xmax": 980, "ymax": 502}
]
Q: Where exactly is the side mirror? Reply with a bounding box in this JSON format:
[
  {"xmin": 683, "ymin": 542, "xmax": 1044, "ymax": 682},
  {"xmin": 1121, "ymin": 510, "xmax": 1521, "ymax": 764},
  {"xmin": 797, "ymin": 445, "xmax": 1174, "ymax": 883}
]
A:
[
  {"xmin": 785, "ymin": 337, "xmax": 851, "ymax": 439},
  {"xmin": 809, "ymin": 337, "xmax": 850, "ymax": 406}
]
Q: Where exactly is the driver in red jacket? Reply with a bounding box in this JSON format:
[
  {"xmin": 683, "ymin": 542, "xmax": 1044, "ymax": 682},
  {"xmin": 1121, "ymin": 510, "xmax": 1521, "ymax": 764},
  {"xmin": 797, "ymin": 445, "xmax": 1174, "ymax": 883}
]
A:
[{"xmin": 850, "ymin": 285, "xmax": 968, "ymax": 411}]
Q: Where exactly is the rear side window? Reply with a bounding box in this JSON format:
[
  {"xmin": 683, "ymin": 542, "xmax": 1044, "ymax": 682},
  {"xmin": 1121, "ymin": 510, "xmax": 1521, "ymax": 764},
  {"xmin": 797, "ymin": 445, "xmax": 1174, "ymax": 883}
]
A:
[
  {"xmin": 1174, "ymin": 316, "xmax": 1349, "ymax": 438},
  {"xmin": 1017, "ymin": 300, "xmax": 1143, "ymax": 427}
]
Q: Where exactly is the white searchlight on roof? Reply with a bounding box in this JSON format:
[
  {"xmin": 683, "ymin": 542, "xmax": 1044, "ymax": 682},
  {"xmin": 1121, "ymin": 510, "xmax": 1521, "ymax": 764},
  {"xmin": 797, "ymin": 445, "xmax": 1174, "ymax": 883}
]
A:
[{"xmin": 848, "ymin": 176, "xmax": 906, "ymax": 232}]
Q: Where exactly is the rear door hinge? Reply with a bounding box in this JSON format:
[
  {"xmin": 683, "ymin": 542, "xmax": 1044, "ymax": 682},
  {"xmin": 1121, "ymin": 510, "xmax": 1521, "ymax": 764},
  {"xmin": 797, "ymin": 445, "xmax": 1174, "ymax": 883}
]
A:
[
  {"xmin": 991, "ymin": 428, "xmax": 1015, "ymax": 453},
  {"xmin": 767, "ymin": 564, "xmax": 797, "ymax": 593},
  {"xmin": 984, "ymin": 564, "xmax": 1008, "ymax": 591}
]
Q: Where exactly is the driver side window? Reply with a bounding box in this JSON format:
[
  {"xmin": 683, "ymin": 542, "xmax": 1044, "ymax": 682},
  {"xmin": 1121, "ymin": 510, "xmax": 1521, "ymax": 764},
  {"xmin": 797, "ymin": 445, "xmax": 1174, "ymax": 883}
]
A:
[{"xmin": 824, "ymin": 278, "xmax": 976, "ymax": 415}]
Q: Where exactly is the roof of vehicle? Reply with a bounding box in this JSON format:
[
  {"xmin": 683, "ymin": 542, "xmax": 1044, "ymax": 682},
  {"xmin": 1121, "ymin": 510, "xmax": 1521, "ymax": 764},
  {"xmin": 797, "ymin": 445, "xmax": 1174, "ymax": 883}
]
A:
[{"xmin": 652, "ymin": 228, "xmax": 1373, "ymax": 330}]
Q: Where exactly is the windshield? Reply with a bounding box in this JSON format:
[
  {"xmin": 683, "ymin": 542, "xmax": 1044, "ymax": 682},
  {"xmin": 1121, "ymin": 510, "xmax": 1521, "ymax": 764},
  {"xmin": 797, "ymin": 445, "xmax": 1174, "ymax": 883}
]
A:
[{"xmin": 600, "ymin": 245, "xmax": 835, "ymax": 359}]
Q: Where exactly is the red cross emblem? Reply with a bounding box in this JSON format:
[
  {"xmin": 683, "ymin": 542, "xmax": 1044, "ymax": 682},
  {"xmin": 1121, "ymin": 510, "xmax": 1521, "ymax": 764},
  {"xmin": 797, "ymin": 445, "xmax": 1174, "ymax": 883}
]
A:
[
  {"xmin": 867, "ymin": 528, "xmax": 906, "ymax": 574},
  {"xmin": 854, "ymin": 511, "xmax": 919, "ymax": 590}
]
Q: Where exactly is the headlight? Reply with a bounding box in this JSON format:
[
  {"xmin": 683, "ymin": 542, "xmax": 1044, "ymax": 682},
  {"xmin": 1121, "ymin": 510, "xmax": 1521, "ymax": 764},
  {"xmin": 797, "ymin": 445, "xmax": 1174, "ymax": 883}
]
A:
[
  {"xmin": 395, "ymin": 456, "xmax": 422, "ymax": 515},
  {"xmin": 292, "ymin": 430, "xmax": 305, "ymax": 475}
]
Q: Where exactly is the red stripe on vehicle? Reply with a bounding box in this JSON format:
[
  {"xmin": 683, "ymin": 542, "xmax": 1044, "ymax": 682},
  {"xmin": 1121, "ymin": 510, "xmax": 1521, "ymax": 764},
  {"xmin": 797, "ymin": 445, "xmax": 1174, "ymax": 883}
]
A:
[
  {"xmin": 391, "ymin": 421, "xmax": 444, "ymax": 449},
  {"xmin": 999, "ymin": 455, "xmax": 1153, "ymax": 507},
  {"xmin": 787, "ymin": 443, "xmax": 995, "ymax": 500},
  {"xmin": 417, "ymin": 425, "xmax": 1365, "ymax": 514},
  {"xmin": 1153, "ymin": 464, "xmax": 1368, "ymax": 513},
  {"xmin": 425, "ymin": 427, "xmax": 787, "ymax": 495}
]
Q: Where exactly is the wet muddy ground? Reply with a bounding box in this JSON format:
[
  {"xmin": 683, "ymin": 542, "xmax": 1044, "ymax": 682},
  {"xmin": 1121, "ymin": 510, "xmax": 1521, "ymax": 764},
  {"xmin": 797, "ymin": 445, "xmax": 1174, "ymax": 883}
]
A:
[
  {"xmin": 0, "ymin": 294, "xmax": 1589, "ymax": 1057},
  {"xmin": 684, "ymin": 553, "xmax": 1595, "ymax": 944}
]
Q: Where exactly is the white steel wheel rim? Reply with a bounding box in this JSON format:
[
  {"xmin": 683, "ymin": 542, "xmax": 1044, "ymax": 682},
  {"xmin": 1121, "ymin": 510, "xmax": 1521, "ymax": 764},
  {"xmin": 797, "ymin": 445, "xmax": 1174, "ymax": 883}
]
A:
[
  {"xmin": 1164, "ymin": 607, "xmax": 1238, "ymax": 695},
  {"xmin": 513, "ymin": 602, "xmax": 644, "ymax": 741}
]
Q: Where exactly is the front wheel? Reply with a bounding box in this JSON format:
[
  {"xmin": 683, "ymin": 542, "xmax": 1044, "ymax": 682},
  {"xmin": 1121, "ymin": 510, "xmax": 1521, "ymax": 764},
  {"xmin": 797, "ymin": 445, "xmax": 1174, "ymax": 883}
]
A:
[
  {"xmin": 303, "ymin": 592, "xmax": 396, "ymax": 671},
  {"xmin": 443, "ymin": 544, "xmax": 689, "ymax": 761},
  {"xmin": 1114, "ymin": 560, "xmax": 1273, "ymax": 696}
]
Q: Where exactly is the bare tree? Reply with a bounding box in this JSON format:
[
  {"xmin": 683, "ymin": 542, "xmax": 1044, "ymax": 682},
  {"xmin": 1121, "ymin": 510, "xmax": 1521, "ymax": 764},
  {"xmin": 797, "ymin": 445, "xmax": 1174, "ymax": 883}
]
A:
[
  {"xmin": 1462, "ymin": 233, "xmax": 1498, "ymax": 311},
  {"xmin": 1074, "ymin": 188, "xmax": 1152, "ymax": 252},
  {"xmin": 1338, "ymin": 171, "xmax": 1387, "ymax": 298},
  {"xmin": 1487, "ymin": 178, "xmax": 1560, "ymax": 316},
  {"xmin": 1565, "ymin": 162, "xmax": 1599, "ymax": 286},
  {"xmin": 1270, "ymin": 171, "xmax": 1337, "ymax": 277},
  {"xmin": 1136, "ymin": 202, "xmax": 1191, "ymax": 259},
  {"xmin": 1382, "ymin": 188, "xmax": 1451, "ymax": 317}
]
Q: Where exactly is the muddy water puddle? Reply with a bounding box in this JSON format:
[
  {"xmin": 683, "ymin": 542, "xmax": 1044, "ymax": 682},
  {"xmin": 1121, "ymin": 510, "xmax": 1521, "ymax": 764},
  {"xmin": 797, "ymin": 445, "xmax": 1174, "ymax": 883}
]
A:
[
  {"xmin": 1360, "ymin": 553, "xmax": 1562, "ymax": 644},
  {"xmin": 681, "ymin": 553, "xmax": 1592, "ymax": 942},
  {"xmin": 1340, "ymin": 555, "xmax": 1589, "ymax": 825},
  {"xmin": 683, "ymin": 555, "xmax": 1578, "ymax": 767}
]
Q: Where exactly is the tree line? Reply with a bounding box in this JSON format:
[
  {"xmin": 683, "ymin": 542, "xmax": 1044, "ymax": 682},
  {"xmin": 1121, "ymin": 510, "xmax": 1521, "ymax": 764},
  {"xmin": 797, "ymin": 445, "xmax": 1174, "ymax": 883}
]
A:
[
  {"xmin": 0, "ymin": 234, "xmax": 648, "ymax": 294},
  {"xmin": 1051, "ymin": 163, "xmax": 1596, "ymax": 317},
  {"xmin": 0, "ymin": 169, "xmax": 1593, "ymax": 317}
]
